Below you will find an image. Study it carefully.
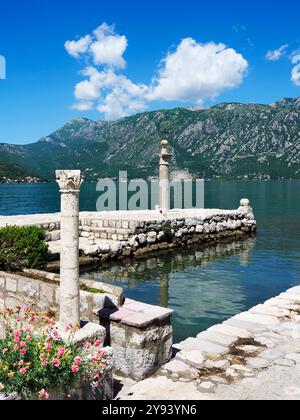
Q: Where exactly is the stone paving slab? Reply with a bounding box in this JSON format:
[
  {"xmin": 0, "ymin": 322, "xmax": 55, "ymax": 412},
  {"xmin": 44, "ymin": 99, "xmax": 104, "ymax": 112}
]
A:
[
  {"xmin": 116, "ymin": 283, "xmax": 300, "ymax": 400},
  {"xmin": 99, "ymin": 298, "xmax": 173, "ymax": 328}
]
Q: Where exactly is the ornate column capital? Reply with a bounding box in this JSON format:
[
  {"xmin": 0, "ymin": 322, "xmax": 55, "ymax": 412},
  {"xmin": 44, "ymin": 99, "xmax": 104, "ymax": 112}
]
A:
[{"xmin": 56, "ymin": 170, "xmax": 83, "ymax": 193}]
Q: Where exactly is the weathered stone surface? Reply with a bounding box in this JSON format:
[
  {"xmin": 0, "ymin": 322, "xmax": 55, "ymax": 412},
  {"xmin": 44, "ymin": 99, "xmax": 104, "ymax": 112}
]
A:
[
  {"xmin": 146, "ymin": 231, "xmax": 157, "ymax": 244},
  {"xmin": 197, "ymin": 330, "xmax": 237, "ymax": 347},
  {"xmin": 72, "ymin": 322, "xmax": 106, "ymax": 346},
  {"xmin": 285, "ymin": 353, "xmax": 300, "ymax": 362},
  {"xmin": 237, "ymin": 345, "xmax": 261, "ymax": 354},
  {"xmin": 208, "ymin": 324, "xmax": 251, "ymax": 339},
  {"xmin": 274, "ymin": 359, "xmax": 295, "ymax": 367},
  {"xmin": 198, "ymin": 381, "xmax": 216, "ymax": 393},
  {"xmin": 232, "ymin": 312, "xmax": 279, "ymax": 326},
  {"xmin": 247, "ymin": 358, "xmax": 271, "ymax": 369},
  {"xmin": 176, "ymin": 350, "xmax": 205, "ymax": 369},
  {"xmin": 224, "ymin": 318, "xmax": 267, "ymax": 334},
  {"xmin": 204, "ymin": 359, "xmax": 230, "ymax": 370},
  {"xmin": 250, "ymin": 304, "xmax": 291, "ymax": 318},
  {"xmin": 176, "ymin": 338, "xmax": 228, "ymax": 356},
  {"xmin": 5, "ymin": 278, "xmax": 17, "ymax": 292},
  {"xmin": 162, "ymin": 360, "xmax": 199, "ymax": 380},
  {"xmin": 259, "ymin": 349, "xmax": 283, "ymax": 361}
]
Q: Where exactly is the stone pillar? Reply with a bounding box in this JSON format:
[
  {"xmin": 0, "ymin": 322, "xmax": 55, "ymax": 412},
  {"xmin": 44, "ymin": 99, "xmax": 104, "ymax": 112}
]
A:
[
  {"xmin": 159, "ymin": 140, "xmax": 172, "ymax": 212},
  {"xmin": 56, "ymin": 170, "xmax": 82, "ymax": 326}
]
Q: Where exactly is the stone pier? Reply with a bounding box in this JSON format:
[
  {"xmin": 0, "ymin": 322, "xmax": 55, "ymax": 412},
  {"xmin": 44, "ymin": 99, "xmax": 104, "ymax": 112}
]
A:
[
  {"xmin": 0, "ymin": 202, "xmax": 257, "ymax": 264},
  {"xmin": 56, "ymin": 170, "xmax": 82, "ymax": 325}
]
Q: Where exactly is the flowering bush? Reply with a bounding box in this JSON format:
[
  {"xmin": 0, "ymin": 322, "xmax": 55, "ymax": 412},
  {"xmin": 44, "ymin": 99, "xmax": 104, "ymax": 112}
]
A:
[{"xmin": 0, "ymin": 307, "xmax": 108, "ymax": 399}]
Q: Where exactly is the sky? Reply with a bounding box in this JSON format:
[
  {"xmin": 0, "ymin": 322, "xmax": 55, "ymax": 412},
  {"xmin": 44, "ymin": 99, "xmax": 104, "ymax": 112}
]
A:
[{"xmin": 0, "ymin": 0, "xmax": 299, "ymax": 144}]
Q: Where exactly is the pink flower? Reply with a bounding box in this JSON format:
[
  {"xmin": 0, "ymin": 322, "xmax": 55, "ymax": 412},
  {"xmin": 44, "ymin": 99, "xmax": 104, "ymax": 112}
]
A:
[
  {"xmin": 71, "ymin": 364, "xmax": 79, "ymax": 374},
  {"xmin": 18, "ymin": 360, "xmax": 24, "ymax": 367},
  {"xmin": 85, "ymin": 342, "xmax": 92, "ymax": 349},
  {"xmin": 52, "ymin": 359, "xmax": 60, "ymax": 368},
  {"xmin": 13, "ymin": 344, "xmax": 19, "ymax": 352},
  {"xmin": 45, "ymin": 342, "xmax": 52, "ymax": 351},
  {"xmin": 41, "ymin": 360, "xmax": 48, "ymax": 367},
  {"xmin": 57, "ymin": 347, "xmax": 65, "ymax": 358},
  {"xmin": 20, "ymin": 348, "xmax": 27, "ymax": 356},
  {"xmin": 39, "ymin": 389, "xmax": 49, "ymax": 400},
  {"xmin": 20, "ymin": 341, "xmax": 26, "ymax": 348},
  {"xmin": 94, "ymin": 340, "xmax": 102, "ymax": 347},
  {"xmin": 26, "ymin": 335, "xmax": 32, "ymax": 341},
  {"xmin": 16, "ymin": 316, "xmax": 21, "ymax": 322},
  {"xmin": 19, "ymin": 367, "xmax": 27, "ymax": 375},
  {"xmin": 2, "ymin": 348, "xmax": 8, "ymax": 354},
  {"xmin": 73, "ymin": 356, "xmax": 82, "ymax": 365},
  {"xmin": 14, "ymin": 332, "xmax": 21, "ymax": 343}
]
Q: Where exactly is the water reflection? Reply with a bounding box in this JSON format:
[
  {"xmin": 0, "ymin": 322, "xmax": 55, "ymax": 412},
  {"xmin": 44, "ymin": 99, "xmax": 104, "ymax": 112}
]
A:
[{"xmin": 82, "ymin": 236, "xmax": 256, "ymax": 342}]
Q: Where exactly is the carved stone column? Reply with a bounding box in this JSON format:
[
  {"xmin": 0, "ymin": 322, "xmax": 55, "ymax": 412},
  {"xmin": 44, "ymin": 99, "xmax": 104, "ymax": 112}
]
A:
[{"xmin": 56, "ymin": 170, "xmax": 82, "ymax": 326}]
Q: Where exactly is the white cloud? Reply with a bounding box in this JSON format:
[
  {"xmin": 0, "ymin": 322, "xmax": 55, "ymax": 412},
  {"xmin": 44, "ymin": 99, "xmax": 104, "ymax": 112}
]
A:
[
  {"xmin": 265, "ymin": 44, "xmax": 288, "ymax": 61},
  {"xmin": 147, "ymin": 38, "xmax": 248, "ymax": 103},
  {"xmin": 291, "ymin": 54, "xmax": 300, "ymax": 86},
  {"xmin": 65, "ymin": 23, "xmax": 127, "ymax": 68},
  {"xmin": 90, "ymin": 23, "xmax": 127, "ymax": 68},
  {"xmin": 74, "ymin": 67, "xmax": 148, "ymax": 119},
  {"xmin": 65, "ymin": 24, "xmax": 248, "ymax": 120},
  {"xmin": 65, "ymin": 35, "xmax": 92, "ymax": 58}
]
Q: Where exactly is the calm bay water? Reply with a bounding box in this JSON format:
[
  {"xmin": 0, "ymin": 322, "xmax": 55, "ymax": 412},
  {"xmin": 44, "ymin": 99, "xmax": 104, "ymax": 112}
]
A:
[{"xmin": 1, "ymin": 180, "xmax": 300, "ymax": 342}]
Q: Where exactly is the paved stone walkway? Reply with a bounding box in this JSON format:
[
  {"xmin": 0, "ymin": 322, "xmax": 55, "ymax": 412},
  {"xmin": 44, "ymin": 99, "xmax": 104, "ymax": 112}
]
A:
[{"xmin": 116, "ymin": 285, "xmax": 300, "ymax": 400}]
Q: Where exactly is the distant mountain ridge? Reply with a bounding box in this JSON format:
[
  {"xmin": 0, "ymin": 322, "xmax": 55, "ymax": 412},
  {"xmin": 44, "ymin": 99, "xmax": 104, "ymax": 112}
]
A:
[{"xmin": 0, "ymin": 96, "xmax": 300, "ymax": 181}]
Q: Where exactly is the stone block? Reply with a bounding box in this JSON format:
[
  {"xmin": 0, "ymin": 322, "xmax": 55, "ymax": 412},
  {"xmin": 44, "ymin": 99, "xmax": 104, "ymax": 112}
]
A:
[
  {"xmin": 5, "ymin": 277, "xmax": 17, "ymax": 292},
  {"xmin": 176, "ymin": 350, "xmax": 205, "ymax": 369},
  {"xmin": 198, "ymin": 381, "xmax": 216, "ymax": 393},
  {"xmin": 247, "ymin": 358, "xmax": 271, "ymax": 369},
  {"xmin": 232, "ymin": 311, "xmax": 280, "ymax": 326},
  {"xmin": 176, "ymin": 338, "xmax": 228, "ymax": 356},
  {"xmin": 162, "ymin": 359, "xmax": 199, "ymax": 380},
  {"xmin": 208, "ymin": 323, "xmax": 251, "ymax": 339},
  {"xmin": 197, "ymin": 330, "xmax": 237, "ymax": 347}
]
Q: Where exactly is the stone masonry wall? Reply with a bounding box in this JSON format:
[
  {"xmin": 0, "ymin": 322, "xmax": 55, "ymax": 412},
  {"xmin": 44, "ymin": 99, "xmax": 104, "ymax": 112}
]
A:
[{"xmin": 0, "ymin": 270, "xmax": 173, "ymax": 381}]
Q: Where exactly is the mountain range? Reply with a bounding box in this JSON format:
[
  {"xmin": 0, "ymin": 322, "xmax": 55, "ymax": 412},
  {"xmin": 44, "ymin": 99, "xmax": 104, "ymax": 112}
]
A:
[{"xmin": 0, "ymin": 96, "xmax": 299, "ymax": 182}]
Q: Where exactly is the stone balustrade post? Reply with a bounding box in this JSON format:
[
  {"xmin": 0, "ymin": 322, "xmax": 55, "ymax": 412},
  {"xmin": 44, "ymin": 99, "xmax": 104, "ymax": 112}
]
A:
[
  {"xmin": 159, "ymin": 140, "xmax": 172, "ymax": 212},
  {"xmin": 56, "ymin": 170, "xmax": 82, "ymax": 326}
]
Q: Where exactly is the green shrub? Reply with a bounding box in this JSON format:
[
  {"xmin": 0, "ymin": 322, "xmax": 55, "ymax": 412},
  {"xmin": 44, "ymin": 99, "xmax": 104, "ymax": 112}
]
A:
[
  {"xmin": 162, "ymin": 222, "xmax": 173, "ymax": 242},
  {"xmin": 0, "ymin": 226, "xmax": 50, "ymax": 271}
]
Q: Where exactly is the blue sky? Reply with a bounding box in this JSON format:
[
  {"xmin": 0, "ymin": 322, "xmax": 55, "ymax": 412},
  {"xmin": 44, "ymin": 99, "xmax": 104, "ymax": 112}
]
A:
[{"xmin": 0, "ymin": 0, "xmax": 299, "ymax": 144}]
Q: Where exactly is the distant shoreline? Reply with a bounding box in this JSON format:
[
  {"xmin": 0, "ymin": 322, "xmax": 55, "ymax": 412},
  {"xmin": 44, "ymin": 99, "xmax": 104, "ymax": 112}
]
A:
[{"xmin": 1, "ymin": 177, "xmax": 300, "ymax": 185}]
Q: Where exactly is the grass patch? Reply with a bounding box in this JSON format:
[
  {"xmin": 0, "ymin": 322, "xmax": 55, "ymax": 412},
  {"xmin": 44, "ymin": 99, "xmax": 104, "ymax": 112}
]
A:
[{"xmin": 80, "ymin": 285, "xmax": 106, "ymax": 294}]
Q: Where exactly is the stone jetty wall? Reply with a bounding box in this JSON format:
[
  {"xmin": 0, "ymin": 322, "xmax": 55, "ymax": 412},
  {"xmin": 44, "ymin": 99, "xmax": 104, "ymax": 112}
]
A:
[
  {"xmin": 79, "ymin": 206, "xmax": 256, "ymax": 261},
  {"xmin": 0, "ymin": 202, "xmax": 257, "ymax": 263}
]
